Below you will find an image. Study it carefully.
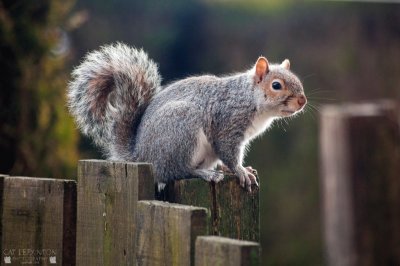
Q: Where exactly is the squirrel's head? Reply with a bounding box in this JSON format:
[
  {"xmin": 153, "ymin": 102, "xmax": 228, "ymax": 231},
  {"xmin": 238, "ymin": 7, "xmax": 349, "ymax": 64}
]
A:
[{"xmin": 253, "ymin": 56, "xmax": 306, "ymax": 117}]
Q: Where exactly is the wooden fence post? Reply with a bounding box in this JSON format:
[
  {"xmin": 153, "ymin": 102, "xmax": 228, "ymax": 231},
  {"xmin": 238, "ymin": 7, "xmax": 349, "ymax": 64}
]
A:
[
  {"xmin": 195, "ymin": 236, "xmax": 260, "ymax": 266},
  {"xmin": 76, "ymin": 160, "xmax": 154, "ymax": 266},
  {"xmin": 0, "ymin": 176, "xmax": 76, "ymax": 265},
  {"xmin": 320, "ymin": 101, "xmax": 400, "ymax": 266},
  {"xmin": 135, "ymin": 200, "xmax": 208, "ymax": 266},
  {"xmin": 158, "ymin": 174, "xmax": 259, "ymax": 242}
]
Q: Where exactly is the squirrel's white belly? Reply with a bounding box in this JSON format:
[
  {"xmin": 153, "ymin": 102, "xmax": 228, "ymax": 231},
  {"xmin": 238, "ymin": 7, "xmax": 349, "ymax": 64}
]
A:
[
  {"xmin": 244, "ymin": 111, "xmax": 275, "ymax": 142},
  {"xmin": 191, "ymin": 129, "xmax": 219, "ymax": 169}
]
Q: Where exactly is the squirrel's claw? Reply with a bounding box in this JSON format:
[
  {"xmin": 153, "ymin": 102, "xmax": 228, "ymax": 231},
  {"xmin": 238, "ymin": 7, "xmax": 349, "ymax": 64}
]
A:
[
  {"xmin": 245, "ymin": 167, "xmax": 259, "ymax": 192},
  {"xmin": 245, "ymin": 167, "xmax": 259, "ymax": 187},
  {"xmin": 238, "ymin": 166, "xmax": 259, "ymax": 192},
  {"xmin": 247, "ymin": 172, "xmax": 258, "ymax": 188},
  {"xmin": 249, "ymin": 173, "xmax": 259, "ymax": 187},
  {"xmin": 245, "ymin": 166, "xmax": 258, "ymax": 176}
]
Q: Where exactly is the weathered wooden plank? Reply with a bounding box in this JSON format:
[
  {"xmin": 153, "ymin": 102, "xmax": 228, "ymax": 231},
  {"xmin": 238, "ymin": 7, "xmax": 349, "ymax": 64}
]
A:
[
  {"xmin": 195, "ymin": 236, "xmax": 260, "ymax": 266},
  {"xmin": 215, "ymin": 176, "xmax": 259, "ymax": 241},
  {"xmin": 0, "ymin": 176, "xmax": 76, "ymax": 265},
  {"xmin": 160, "ymin": 174, "xmax": 259, "ymax": 241},
  {"xmin": 135, "ymin": 200, "xmax": 208, "ymax": 266},
  {"xmin": 320, "ymin": 101, "xmax": 400, "ymax": 266},
  {"xmin": 63, "ymin": 180, "xmax": 77, "ymax": 266},
  {"xmin": 76, "ymin": 160, "xmax": 154, "ymax": 266}
]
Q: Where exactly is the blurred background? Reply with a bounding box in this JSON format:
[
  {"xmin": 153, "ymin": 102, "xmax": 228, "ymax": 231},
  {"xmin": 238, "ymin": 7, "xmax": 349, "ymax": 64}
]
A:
[{"xmin": 1, "ymin": 0, "xmax": 399, "ymax": 264}]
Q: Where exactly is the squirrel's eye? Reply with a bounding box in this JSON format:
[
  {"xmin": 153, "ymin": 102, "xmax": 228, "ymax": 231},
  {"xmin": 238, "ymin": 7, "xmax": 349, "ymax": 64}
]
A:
[{"xmin": 272, "ymin": 81, "xmax": 282, "ymax": 90}]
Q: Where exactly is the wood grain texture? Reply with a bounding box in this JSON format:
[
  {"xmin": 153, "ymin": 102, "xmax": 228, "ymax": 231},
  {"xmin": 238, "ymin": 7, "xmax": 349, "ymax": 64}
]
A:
[
  {"xmin": 195, "ymin": 236, "xmax": 260, "ymax": 266},
  {"xmin": 320, "ymin": 101, "xmax": 400, "ymax": 266},
  {"xmin": 0, "ymin": 176, "xmax": 76, "ymax": 265},
  {"xmin": 160, "ymin": 174, "xmax": 259, "ymax": 241},
  {"xmin": 76, "ymin": 160, "xmax": 154, "ymax": 266},
  {"xmin": 135, "ymin": 200, "xmax": 207, "ymax": 266}
]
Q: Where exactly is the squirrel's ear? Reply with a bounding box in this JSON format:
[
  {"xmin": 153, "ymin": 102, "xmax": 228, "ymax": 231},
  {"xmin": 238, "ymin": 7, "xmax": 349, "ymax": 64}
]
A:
[
  {"xmin": 255, "ymin": 56, "xmax": 269, "ymax": 83},
  {"xmin": 281, "ymin": 59, "xmax": 290, "ymax": 70}
]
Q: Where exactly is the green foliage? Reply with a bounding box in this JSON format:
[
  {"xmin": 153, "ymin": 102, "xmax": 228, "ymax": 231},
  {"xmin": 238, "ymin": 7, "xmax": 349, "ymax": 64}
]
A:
[{"xmin": 0, "ymin": 1, "xmax": 79, "ymax": 178}]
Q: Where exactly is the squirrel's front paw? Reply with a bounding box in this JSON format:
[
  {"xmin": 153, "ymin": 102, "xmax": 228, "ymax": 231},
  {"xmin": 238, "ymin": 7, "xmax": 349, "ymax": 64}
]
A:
[
  {"xmin": 237, "ymin": 166, "xmax": 259, "ymax": 192},
  {"xmin": 245, "ymin": 166, "xmax": 258, "ymax": 176}
]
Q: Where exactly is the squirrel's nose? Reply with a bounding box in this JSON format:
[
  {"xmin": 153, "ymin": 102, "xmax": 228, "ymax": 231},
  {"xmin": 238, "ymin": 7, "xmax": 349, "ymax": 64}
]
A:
[{"xmin": 298, "ymin": 95, "xmax": 307, "ymax": 107}]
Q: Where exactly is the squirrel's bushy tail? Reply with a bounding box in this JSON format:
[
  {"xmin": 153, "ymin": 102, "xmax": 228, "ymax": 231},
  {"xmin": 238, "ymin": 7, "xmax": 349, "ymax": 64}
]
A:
[{"xmin": 67, "ymin": 43, "xmax": 162, "ymax": 159}]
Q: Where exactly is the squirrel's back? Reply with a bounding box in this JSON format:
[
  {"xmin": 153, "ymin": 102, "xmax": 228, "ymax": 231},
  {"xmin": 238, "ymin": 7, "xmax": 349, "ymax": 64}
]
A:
[{"xmin": 67, "ymin": 43, "xmax": 162, "ymax": 159}]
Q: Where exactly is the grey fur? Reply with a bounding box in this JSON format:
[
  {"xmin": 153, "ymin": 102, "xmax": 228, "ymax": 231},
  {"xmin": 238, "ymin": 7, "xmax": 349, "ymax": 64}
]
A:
[
  {"xmin": 67, "ymin": 43, "xmax": 161, "ymax": 158},
  {"xmin": 67, "ymin": 43, "xmax": 306, "ymax": 190}
]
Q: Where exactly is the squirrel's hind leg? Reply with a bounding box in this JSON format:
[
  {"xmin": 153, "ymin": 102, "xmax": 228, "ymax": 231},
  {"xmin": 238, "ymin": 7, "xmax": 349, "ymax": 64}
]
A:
[{"xmin": 190, "ymin": 169, "xmax": 224, "ymax": 183}]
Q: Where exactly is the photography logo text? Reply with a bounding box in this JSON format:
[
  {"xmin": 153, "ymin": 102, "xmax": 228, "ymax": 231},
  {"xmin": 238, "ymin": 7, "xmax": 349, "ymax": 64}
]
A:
[{"xmin": 3, "ymin": 249, "xmax": 57, "ymax": 264}]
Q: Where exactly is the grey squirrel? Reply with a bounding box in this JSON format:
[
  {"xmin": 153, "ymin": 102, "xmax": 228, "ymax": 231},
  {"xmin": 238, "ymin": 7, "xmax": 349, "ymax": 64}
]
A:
[{"xmin": 68, "ymin": 43, "xmax": 306, "ymax": 192}]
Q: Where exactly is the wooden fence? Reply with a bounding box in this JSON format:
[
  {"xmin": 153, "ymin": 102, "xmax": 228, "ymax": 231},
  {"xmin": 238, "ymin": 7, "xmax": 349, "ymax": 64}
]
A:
[
  {"xmin": 5, "ymin": 100, "xmax": 398, "ymax": 265},
  {"xmin": 0, "ymin": 161, "xmax": 260, "ymax": 265},
  {"xmin": 320, "ymin": 100, "xmax": 400, "ymax": 266}
]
